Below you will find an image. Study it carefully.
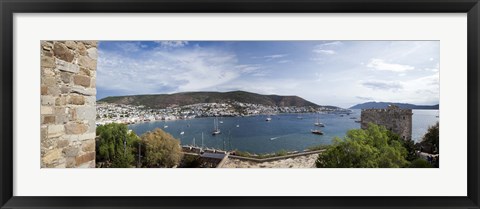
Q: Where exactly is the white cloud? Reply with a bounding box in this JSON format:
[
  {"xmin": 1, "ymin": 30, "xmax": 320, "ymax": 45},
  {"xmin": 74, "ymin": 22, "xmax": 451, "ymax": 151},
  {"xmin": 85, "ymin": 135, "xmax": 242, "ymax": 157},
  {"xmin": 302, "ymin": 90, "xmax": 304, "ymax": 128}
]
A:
[
  {"xmin": 361, "ymin": 80, "xmax": 403, "ymax": 91},
  {"xmin": 155, "ymin": 41, "xmax": 189, "ymax": 48},
  {"xmin": 116, "ymin": 42, "xmax": 142, "ymax": 52},
  {"xmin": 366, "ymin": 59, "xmax": 415, "ymax": 72},
  {"xmin": 277, "ymin": 60, "xmax": 292, "ymax": 64},
  {"xmin": 97, "ymin": 46, "xmax": 240, "ymax": 95},
  {"xmin": 313, "ymin": 49, "xmax": 336, "ymax": 55}
]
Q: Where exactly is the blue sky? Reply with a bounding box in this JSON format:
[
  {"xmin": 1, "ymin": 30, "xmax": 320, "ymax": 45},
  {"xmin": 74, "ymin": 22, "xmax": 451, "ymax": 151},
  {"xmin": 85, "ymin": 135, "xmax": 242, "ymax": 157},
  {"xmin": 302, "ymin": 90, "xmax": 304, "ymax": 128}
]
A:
[{"xmin": 96, "ymin": 41, "xmax": 439, "ymax": 108}]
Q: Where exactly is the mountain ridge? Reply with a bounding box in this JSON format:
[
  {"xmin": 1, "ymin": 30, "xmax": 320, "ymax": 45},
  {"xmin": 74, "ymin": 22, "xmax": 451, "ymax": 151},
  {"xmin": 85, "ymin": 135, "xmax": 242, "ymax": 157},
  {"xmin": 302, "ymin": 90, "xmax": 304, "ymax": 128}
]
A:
[
  {"xmin": 98, "ymin": 90, "xmax": 334, "ymax": 109},
  {"xmin": 349, "ymin": 101, "xmax": 439, "ymax": 110}
]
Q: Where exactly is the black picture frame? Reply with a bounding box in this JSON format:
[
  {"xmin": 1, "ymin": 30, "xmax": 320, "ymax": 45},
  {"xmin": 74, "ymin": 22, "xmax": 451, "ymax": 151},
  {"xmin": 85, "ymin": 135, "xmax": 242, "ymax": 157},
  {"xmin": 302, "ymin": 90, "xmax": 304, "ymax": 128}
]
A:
[{"xmin": 1, "ymin": 0, "xmax": 479, "ymax": 208}]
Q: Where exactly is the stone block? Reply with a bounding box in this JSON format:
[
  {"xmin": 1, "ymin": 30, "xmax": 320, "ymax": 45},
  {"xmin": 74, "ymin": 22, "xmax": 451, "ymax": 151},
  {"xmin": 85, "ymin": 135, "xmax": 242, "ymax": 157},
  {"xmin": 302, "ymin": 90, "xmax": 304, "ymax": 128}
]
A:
[
  {"xmin": 42, "ymin": 76, "xmax": 56, "ymax": 86},
  {"xmin": 60, "ymin": 72, "xmax": 72, "ymax": 84},
  {"xmin": 47, "ymin": 85, "xmax": 61, "ymax": 96},
  {"xmin": 82, "ymin": 139, "xmax": 95, "ymax": 152},
  {"xmin": 41, "ymin": 106, "xmax": 53, "ymax": 115},
  {"xmin": 76, "ymin": 106, "xmax": 95, "ymax": 120},
  {"xmin": 65, "ymin": 41, "xmax": 76, "ymax": 49},
  {"xmin": 81, "ymin": 41, "xmax": 97, "ymax": 47},
  {"xmin": 65, "ymin": 122, "xmax": 88, "ymax": 135},
  {"xmin": 79, "ymin": 132, "xmax": 96, "ymax": 141},
  {"xmin": 53, "ymin": 42, "xmax": 74, "ymax": 62},
  {"xmin": 55, "ymin": 59, "xmax": 79, "ymax": 73},
  {"xmin": 68, "ymin": 95, "xmax": 85, "ymax": 105},
  {"xmin": 63, "ymin": 146, "xmax": 80, "ymax": 157},
  {"xmin": 41, "ymin": 96, "xmax": 55, "ymax": 106},
  {"xmin": 41, "ymin": 85, "xmax": 48, "ymax": 95},
  {"xmin": 71, "ymin": 86, "xmax": 96, "ymax": 96},
  {"xmin": 41, "ymin": 56, "xmax": 55, "ymax": 68},
  {"xmin": 42, "ymin": 148, "xmax": 62, "ymax": 165},
  {"xmin": 80, "ymin": 67, "xmax": 91, "ymax": 76},
  {"xmin": 86, "ymin": 47, "xmax": 98, "ymax": 60},
  {"xmin": 75, "ymin": 152, "xmax": 95, "ymax": 166},
  {"xmin": 55, "ymin": 96, "xmax": 66, "ymax": 106},
  {"xmin": 66, "ymin": 157, "xmax": 76, "ymax": 168},
  {"xmin": 42, "ymin": 68, "xmax": 55, "ymax": 76},
  {"xmin": 78, "ymin": 56, "xmax": 97, "ymax": 70},
  {"xmin": 48, "ymin": 124, "xmax": 64, "ymax": 138},
  {"xmin": 42, "ymin": 115, "xmax": 56, "ymax": 124},
  {"xmin": 57, "ymin": 139, "xmax": 70, "ymax": 148},
  {"xmin": 76, "ymin": 42, "xmax": 87, "ymax": 56},
  {"xmin": 91, "ymin": 78, "xmax": 96, "ymax": 88},
  {"xmin": 73, "ymin": 75, "xmax": 91, "ymax": 88},
  {"xmin": 60, "ymin": 85, "xmax": 71, "ymax": 94}
]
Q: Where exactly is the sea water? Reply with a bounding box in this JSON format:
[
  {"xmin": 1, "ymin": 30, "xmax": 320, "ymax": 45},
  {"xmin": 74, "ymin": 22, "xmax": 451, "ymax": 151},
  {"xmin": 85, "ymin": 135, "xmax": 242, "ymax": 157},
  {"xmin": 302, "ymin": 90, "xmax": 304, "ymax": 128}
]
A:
[{"xmin": 128, "ymin": 109, "xmax": 439, "ymax": 154}]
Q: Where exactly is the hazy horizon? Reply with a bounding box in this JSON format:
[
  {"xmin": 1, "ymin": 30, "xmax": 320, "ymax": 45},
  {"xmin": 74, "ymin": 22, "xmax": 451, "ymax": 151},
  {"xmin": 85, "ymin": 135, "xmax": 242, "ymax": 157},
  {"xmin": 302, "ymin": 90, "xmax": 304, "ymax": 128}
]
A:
[{"xmin": 96, "ymin": 41, "xmax": 440, "ymax": 108}]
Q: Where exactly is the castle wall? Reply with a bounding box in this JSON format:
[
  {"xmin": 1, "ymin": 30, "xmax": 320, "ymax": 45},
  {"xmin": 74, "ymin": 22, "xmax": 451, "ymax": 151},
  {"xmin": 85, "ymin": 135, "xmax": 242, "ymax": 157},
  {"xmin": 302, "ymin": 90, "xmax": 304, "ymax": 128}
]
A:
[
  {"xmin": 40, "ymin": 41, "xmax": 97, "ymax": 168},
  {"xmin": 360, "ymin": 106, "xmax": 413, "ymax": 140}
]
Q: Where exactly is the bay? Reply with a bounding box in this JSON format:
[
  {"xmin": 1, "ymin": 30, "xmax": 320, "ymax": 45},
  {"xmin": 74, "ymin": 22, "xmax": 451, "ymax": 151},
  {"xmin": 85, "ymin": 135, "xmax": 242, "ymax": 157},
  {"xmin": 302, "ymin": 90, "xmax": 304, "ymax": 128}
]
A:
[{"xmin": 129, "ymin": 109, "xmax": 439, "ymax": 154}]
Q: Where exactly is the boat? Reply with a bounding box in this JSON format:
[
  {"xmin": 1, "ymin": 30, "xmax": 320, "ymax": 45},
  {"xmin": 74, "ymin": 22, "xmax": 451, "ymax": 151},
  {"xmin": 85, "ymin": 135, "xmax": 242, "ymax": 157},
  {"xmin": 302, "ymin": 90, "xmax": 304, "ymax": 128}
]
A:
[
  {"xmin": 266, "ymin": 117, "xmax": 272, "ymax": 121},
  {"xmin": 311, "ymin": 129, "xmax": 324, "ymax": 135},
  {"xmin": 180, "ymin": 131, "xmax": 185, "ymax": 135},
  {"xmin": 236, "ymin": 124, "xmax": 240, "ymax": 128},
  {"xmin": 314, "ymin": 114, "xmax": 325, "ymax": 127},
  {"xmin": 219, "ymin": 121, "xmax": 224, "ymax": 124},
  {"xmin": 355, "ymin": 120, "xmax": 361, "ymax": 123},
  {"xmin": 212, "ymin": 117, "xmax": 221, "ymax": 135},
  {"xmin": 163, "ymin": 125, "xmax": 168, "ymax": 128}
]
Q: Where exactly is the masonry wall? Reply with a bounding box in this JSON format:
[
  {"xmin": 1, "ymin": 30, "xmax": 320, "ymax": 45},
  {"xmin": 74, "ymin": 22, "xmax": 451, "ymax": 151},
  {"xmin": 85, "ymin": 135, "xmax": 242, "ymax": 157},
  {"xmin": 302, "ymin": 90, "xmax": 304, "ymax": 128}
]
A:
[
  {"xmin": 40, "ymin": 41, "xmax": 97, "ymax": 168},
  {"xmin": 360, "ymin": 106, "xmax": 413, "ymax": 140}
]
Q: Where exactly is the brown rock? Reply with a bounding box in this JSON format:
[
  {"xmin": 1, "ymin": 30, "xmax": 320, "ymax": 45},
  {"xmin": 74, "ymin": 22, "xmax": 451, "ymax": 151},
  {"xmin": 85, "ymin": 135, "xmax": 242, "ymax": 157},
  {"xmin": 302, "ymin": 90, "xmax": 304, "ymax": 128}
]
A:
[
  {"xmin": 41, "ymin": 56, "xmax": 55, "ymax": 68},
  {"xmin": 69, "ymin": 108, "xmax": 77, "ymax": 120},
  {"xmin": 75, "ymin": 152, "xmax": 95, "ymax": 166},
  {"xmin": 66, "ymin": 157, "xmax": 76, "ymax": 168},
  {"xmin": 79, "ymin": 67, "xmax": 91, "ymax": 76},
  {"xmin": 77, "ymin": 42, "xmax": 87, "ymax": 56},
  {"xmin": 81, "ymin": 41, "xmax": 98, "ymax": 47},
  {"xmin": 63, "ymin": 146, "xmax": 79, "ymax": 157},
  {"xmin": 57, "ymin": 139, "xmax": 70, "ymax": 148},
  {"xmin": 82, "ymin": 140, "xmax": 95, "ymax": 152},
  {"xmin": 77, "ymin": 56, "xmax": 97, "ymax": 70},
  {"xmin": 91, "ymin": 78, "xmax": 96, "ymax": 88},
  {"xmin": 65, "ymin": 41, "xmax": 76, "ymax": 49},
  {"xmin": 42, "ymin": 148, "xmax": 62, "ymax": 165},
  {"xmin": 60, "ymin": 85, "xmax": 71, "ymax": 94},
  {"xmin": 41, "ymin": 86, "xmax": 48, "ymax": 95},
  {"xmin": 43, "ymin": 115, "xmax": 56, "ymax": 124},
  {"xmin": 65, "ymin": 122, "xmax": 88, "ymax": 135},
  {"xmin": 53, "ymin": 42, "xmax": 74, "ymax": 62},
  {"xmin": 68, "ymin": 95, "xmax": 85, "ymax": 105},
  {"xmin": 55, "ymin": 96, "xmax": 66, "ymax": 106},
  {"xmin": 73, "ymin": 75, "xmax": 91, "ymax": 87},
  {"xmin": 60, "ymin": 72, "xmax": 71, "ymax": 83},
  {"xmin": 42, "ymin": 76, "xmax": 56, "ymax": 86}
]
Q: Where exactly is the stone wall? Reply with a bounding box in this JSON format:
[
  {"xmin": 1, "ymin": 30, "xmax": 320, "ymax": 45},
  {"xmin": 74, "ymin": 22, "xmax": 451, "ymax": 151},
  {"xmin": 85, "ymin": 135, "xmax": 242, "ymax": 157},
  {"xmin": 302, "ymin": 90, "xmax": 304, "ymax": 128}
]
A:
[
  {"xmin": 40, "ymin": 41, "xmax": 97, "ymax": 168},
  {"xmin": 360, "ymin": 105, "xmax": 413, "ymax": 140}
]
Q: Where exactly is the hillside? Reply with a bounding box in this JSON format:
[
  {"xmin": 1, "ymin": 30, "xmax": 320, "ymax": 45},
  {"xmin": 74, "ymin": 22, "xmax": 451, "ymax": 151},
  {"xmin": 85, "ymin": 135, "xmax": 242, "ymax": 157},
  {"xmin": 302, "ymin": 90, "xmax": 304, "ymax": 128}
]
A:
[
  {"xmin": 99, "ymin": 91, "xmax": 324, "ymax": 109},
  {"xmin": 349, "ymin": 102, "xmax": 439, "ymax": 110}
]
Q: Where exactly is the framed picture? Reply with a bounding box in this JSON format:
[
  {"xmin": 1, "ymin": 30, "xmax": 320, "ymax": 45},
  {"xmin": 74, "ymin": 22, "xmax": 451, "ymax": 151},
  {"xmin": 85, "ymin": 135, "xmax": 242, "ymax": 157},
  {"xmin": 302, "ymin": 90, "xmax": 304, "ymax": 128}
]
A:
[{"xmin": 1, "ymin": 0, "xmax": 479, "ymax": 208}]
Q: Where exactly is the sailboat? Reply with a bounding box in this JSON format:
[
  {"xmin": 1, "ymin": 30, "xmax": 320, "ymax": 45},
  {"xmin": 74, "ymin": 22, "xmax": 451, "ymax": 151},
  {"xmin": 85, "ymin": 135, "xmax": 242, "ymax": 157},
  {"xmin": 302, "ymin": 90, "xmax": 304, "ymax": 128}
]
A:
[
  {"xmin": 212, "ymin": 117, "xmax": 221, "ymax": 135},
  {"xmin": 314, "ymin": 114, "xmax": 325, "ymax": 127},
  {"xmin": 311, "ymin": 129, "xmax": 324, "ymax": 135}
]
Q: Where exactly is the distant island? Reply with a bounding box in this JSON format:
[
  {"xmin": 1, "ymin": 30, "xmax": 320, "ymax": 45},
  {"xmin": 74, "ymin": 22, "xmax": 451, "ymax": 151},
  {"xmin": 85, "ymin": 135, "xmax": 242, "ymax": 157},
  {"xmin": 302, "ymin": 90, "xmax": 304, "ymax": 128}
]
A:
[
  {"xmin": 350, "ymin": 102, "xmax": 439, "ymax": 110},
  {"xmin": 99, "ymin": 90, "xmax": 337, "ymax": 109}
]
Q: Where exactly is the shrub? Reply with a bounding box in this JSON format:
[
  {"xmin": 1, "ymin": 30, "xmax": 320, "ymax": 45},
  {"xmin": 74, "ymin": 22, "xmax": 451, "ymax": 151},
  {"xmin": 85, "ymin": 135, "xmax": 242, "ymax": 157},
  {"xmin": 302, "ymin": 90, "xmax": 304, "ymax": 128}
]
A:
[{"xmin": 141, "ymin": 128, "xmax": 183, "ymax": 168}]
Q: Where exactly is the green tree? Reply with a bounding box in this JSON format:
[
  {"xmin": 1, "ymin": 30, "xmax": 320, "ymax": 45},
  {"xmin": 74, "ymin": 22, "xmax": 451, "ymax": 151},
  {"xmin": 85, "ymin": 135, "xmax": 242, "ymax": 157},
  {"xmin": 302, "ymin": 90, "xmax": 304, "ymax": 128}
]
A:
[
  {"xmin": 409, "ymin": 158, "xmax": 433, "ymax": 168},
  {"xmin": 316, "ymin": 123, "xmax": 409, "ymax": 168},
  {"xmin": 419, "ymin": 122, "xmax": 439, "ymax": 154},
  {"xmin": 141, "ymin": 128, "xmax": 183, "ymax": 168},
  {"xmin": 96, "ymin": 123, "xmax": 140, "ymax": 168}
]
